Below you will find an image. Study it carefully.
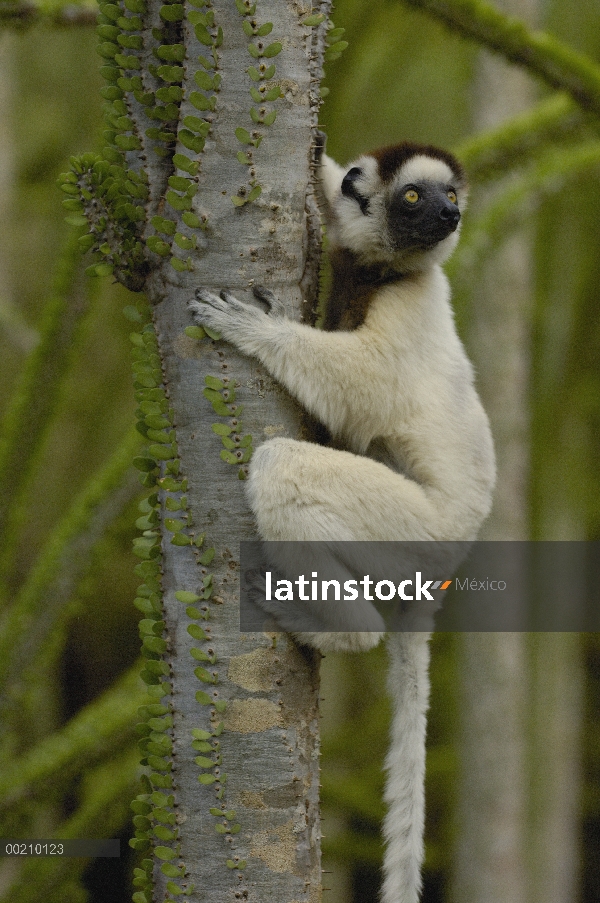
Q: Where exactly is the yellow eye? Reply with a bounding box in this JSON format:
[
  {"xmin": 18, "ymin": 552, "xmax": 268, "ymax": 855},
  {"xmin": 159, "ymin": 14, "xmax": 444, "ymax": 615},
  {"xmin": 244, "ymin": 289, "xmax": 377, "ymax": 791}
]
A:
[
  {"xmin": 404, "ymin": 189, "xmax": 419, "ymax": 204},
  {"xmin": 447, "ymin": 189, "xmax": 457, "ymax": 204}
]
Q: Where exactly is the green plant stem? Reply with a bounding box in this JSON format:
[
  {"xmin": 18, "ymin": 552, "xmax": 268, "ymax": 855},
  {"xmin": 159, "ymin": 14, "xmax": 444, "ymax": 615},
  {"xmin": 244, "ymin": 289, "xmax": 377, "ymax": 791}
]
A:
[
  {"xmin": 0, "ymin": 427, "xmax": 141, "ymax": 689},
  {"xmin": 450, "ymin": 139, "xmax": 600, "ymax": 277},
  {"xmin": 0, "ymin": 0, "xmax": 97, "ymax": 27},
  {"xmin": 455, "ymin": 93, "xmax": 590, "ymax": 182},
  {"xmin": 0, "ymin": 231, "xmax": 89, "ymax": 576},
  {"xmin": 400, "ymin": 0, "xmax": 600, "ymax": 117},
  {"xmin": 0, "ymin": 664, "xmax": 144, "ymax": 813}
]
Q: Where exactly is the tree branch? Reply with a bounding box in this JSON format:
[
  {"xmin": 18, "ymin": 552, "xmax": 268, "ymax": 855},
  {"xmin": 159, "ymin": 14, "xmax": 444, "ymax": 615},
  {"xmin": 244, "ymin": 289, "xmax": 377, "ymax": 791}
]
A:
[
  {"xmin": 0, "ymin": 0, "xmax": 97, "ymax": 27},
  {"xmin": 400, "ymin": 0, "xmax": 600, "ymax": 117},
  {"xmin": 455, "ymin": 93, "xmax": 589, "ymax": 182},
  {"xmin": 0, "ymin": 665, "xmax": 144, "ymax": 813}
]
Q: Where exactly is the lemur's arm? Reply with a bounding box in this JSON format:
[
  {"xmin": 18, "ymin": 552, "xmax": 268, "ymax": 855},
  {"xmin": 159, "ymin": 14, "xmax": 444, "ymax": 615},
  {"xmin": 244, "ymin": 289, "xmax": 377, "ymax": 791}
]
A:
[{"xmin": 189, "ymin": 288, "xmax": 376, "ymax": 435}]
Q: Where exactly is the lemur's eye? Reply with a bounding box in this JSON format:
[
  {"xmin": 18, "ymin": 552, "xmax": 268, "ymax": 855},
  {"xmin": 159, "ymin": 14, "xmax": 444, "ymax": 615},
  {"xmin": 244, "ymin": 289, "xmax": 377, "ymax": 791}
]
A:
[
  {"xmin": 404, "ymin": 189, "xmax": 419, "ymax": 204},
  {"xmin": 447, "ymin": 189, "xmax": 457, "ymax": 204}
]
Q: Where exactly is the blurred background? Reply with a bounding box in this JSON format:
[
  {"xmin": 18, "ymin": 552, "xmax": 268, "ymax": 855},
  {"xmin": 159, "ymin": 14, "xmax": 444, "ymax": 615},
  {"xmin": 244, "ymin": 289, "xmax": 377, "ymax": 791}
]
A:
[{"xmin": 0, "ymin": 0, "xmax": 599, "ymax": 900}]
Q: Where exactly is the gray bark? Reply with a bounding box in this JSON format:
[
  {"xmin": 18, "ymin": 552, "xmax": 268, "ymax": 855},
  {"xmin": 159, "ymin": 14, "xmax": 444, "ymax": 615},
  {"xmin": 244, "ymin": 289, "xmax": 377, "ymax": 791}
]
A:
[{"xmin": 140, "ymin": 2, "xmax": 328, "ymax": 900}]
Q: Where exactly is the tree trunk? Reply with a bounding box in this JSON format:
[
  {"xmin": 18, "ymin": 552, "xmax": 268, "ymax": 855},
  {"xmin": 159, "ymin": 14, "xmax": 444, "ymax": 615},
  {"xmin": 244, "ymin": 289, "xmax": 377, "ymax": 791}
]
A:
[
  {"xmin": 72, "ymin": 0, "xmax": 330, "ymax": 899},
  {"xmin": 452, "ymin": 0, "xmax": 536, "ymax": 899},
  {"xmin": 149, "ymin": 2, "xmax": 327, "ymax": 896}
]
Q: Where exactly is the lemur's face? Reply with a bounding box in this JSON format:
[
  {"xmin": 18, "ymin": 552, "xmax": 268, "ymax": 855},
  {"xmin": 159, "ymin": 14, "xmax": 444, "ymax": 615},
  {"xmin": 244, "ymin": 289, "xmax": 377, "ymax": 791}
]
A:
[{"xmin": 329, "ymin": 144, "xmax": 468, "ymax": 271}]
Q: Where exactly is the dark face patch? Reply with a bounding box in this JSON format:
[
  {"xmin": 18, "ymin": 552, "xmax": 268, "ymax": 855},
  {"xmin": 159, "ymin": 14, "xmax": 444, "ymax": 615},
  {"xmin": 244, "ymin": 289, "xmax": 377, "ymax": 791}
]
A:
[{"xmin": 387, "ymin": 180, "xmax": 461, "ymax": 250}]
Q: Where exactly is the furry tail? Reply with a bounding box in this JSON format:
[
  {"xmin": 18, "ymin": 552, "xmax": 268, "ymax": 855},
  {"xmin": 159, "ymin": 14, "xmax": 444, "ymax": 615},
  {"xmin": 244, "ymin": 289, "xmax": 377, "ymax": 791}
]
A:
[{"xmin": 382, "ymin": 632, "xmax": 431, "ymax": 903}]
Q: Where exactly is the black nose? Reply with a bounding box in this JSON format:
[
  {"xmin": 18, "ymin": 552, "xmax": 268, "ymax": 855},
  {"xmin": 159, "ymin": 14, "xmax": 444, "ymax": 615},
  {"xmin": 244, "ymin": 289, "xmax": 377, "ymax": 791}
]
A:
[{"xmin": 439, "ymin": 198, "xmax": 460, "ymax": 225}]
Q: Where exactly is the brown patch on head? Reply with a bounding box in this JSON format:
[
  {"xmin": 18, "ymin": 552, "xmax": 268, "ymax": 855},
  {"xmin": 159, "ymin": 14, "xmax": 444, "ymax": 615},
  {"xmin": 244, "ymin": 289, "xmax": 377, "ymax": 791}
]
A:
[{"xmin": 371, "ymin": 142, "xmax": 466, "ymax": 188}]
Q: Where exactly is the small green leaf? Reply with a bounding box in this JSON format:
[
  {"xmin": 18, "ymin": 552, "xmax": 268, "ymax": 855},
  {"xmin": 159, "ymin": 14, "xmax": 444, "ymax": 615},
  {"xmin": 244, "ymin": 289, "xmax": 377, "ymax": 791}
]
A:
[
  {"xmin": 155, "ymin": 846, "xmax": 176, "ymax": 861},
  {"xmin": 301, "ymin": 13, "xmax": 325, "ymax": 25},
  {"xmin": 156, "ymin": 65, "xmax": 184, "ymax": 83},
  {"xmin": 156, "ymin": 43, "xmax": 185, "ymax": 61},
  {"xmin": 264, "ymin": 85, "xmax": 282, "ymax": 101},
  {"xmin": 326, "ymin": 27, "xmax": 346, "ymax": 42},
  {"xmin": 199, "ymin": 547, "xmax": 215, "ymax": 566},
  {"xmin": 171, "ymin": 532, "xmax": 192, "ymax": 546},
  {"xmin": 151, "ymin": 215, "xmax": 177, "ymax": 235},
  {"xmin": 193, "ymin": 69, "xmax": 214, "ymax": 90},
  {"xmin": 190, "ymin": 647, "xmax": 211, "ymax": 661},
  {"xmin": 161, "ymin": 862, "xmax": 185, "ymax": 878},
  {"xmin": 247, "ymin": 184, "xmax": 262, "ymax": 202},
  {"xmin": 174, "ymin": 232, "xmax": 196, "ymax": 250},
  {"xmin": 167, "ymin": 191, "xmax": 193, "ymax": 212},
  {"xmin": 205, "ymin": 375, "xmax": 224, "ymax": 389},
  {"xmin": 247, "ymin": 66, "xmax": 260, "ymax": 81},
  {"xmin": 184, "ymin": 325, "xmax": 206, "ymax": 339},
  {"xmin": 194, "ymin": 755, "xmax": 215, "ymax": 767},
  {"xmin": 195, "ymin": 23, "xmax": 212, "ymax": 44},
  {"xmin": 160, "ymin": 3, "xmax": 184, "ymax": 20},
  {"xmin": 147, "ymin": 236, "xmax": 171, "ymax": 257},
  {"xmin": 204, "ymin": 326, "xmax": 221, "ymax": 340},
  {"xmin": 263, "ymin": 110, "xmax": 277, "ymax": 126},
  {"xmin": 231, "ymin": 195, "xmax": 247, "ymax": 207},
  {"xmin": 188, "ymin": 624, "xmax": 208, "ymax": 640},
  {"xmin": 235, "ymin": 127, "xmax": 252, "ymax": 144},
  {"xmin": 143, "ymin": 636, "xmax": 167, "ymax": 654},
  {"xmin": 198, "ymin": 773, "xmax": 216, "ymax": 784},
  {"xmin": 256, "ymin": 22, "xmax": 273, "ymax": 36},
  {"xmin": 168, "ymin": 174, "xmax": 191, "ymax": 191},
  {"xmin": 214, "ymin": 699, "xmax": 227, "ymax": 713},
  {"xmin": 173, "ymin": 153, "xmax": 199, "ymax": 174},
  {"xmin": 179, "ymin": 130, "xmax": 205, "ymax": 153},
  {"xmin": 182, "ymin": 211, "xmax": 202, "ymax": 228},
  {"xmin": 326, "ymin": 40, "xmax": 349, "ymax": 54},
  {"xmin": 195, "ymin": 689, "xmax": 212, "ymax": 705},
  {"xmin": 175, "ymin": 590, "xmax": 200, "ymax": 604},
  {"xmin": 262, "ymin": 41, "xmax": 282, "ymax": 57}
]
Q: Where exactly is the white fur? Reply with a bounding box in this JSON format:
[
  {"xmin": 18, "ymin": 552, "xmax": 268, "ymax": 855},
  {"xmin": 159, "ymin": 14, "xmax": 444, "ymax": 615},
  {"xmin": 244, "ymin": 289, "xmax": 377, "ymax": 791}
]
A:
[{"xmin": 190, "ymin": 146, "xmax": 495, "ymax": 903}]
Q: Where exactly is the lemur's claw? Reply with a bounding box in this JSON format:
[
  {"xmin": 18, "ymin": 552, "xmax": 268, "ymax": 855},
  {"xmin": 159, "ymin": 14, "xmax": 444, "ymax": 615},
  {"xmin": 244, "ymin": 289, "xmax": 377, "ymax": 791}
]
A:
[
  {"xmin": 253, "ymin": 285, "xmax": 286, "ymax": 316},
  {"xmin": 193, "ymin": 288, "xmax": 220, "ymax": 306},
  {"xmin": 253, "ymin": 285, "xmax": 276, "ymax": 305}
]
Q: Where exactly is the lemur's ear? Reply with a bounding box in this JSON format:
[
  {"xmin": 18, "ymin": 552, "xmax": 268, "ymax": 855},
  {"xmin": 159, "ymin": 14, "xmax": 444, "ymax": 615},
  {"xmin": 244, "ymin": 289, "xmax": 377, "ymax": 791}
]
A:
[{"xmin": 316, "ymin": 151, "xmax": 346, "ymax": 218}]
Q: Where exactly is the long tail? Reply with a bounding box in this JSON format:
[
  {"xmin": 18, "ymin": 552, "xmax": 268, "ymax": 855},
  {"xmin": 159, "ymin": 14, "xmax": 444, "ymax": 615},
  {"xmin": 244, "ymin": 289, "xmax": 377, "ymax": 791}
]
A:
[{"xmin": 381, "ymin": 632, "xmax": 432, "ymax": 903}]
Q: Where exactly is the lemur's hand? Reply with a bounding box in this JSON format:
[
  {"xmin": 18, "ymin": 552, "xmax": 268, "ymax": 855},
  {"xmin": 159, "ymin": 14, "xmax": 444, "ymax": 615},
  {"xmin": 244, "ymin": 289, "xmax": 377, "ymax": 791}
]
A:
[{"xmin": 189, "ymin": 289, "xmax": 266, "ymax": 340}]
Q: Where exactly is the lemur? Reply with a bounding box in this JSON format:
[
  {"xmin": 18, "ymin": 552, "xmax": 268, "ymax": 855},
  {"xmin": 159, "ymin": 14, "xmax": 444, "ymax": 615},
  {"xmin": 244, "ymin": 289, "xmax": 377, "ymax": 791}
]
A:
[{"xmin": 189, "ymin": 134, "xmax": 496, "ymax": 903}]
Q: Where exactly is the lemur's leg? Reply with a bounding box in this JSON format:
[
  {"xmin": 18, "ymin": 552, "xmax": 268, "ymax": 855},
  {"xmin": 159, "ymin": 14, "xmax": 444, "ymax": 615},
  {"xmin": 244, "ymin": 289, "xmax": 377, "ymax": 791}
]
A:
[{"xmin": 247, "ymin": 438, "xmax": 441, "ymax": 544}]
